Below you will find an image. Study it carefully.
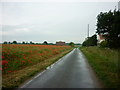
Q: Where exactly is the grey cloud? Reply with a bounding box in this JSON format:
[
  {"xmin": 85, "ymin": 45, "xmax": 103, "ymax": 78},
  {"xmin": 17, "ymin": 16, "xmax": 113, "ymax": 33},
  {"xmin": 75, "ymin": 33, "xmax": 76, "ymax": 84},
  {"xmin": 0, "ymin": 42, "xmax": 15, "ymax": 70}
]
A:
[{"xmin": 1, "ymin": 2, "xmax": 118, "ymax": 43}]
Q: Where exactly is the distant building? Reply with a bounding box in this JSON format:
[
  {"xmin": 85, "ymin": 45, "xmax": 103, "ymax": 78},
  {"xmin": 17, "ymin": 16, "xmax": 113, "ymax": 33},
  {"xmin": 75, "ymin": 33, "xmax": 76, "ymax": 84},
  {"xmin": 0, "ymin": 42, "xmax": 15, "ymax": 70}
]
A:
[
  {"xmin": 56, "ymin": 41, "xmax": 66, "ymax": 46},
  {"xmin": 118, "ymin": 1, "xmax": 120, "ymax": 11},
  {"xmin": 97, "ymin": 33, "xmax": 108, "ymax": 43},
  {"xmin": 98, "ymin": 34, "xmax": 105, "ymax": 43}
]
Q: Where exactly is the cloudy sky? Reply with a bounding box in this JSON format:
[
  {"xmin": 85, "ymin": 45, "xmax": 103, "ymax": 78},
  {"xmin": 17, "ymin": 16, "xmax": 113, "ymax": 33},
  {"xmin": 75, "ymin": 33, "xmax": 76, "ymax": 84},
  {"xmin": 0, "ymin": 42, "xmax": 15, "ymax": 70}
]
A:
[{"xmin": 0, "ymin": 0, "xmax": 119, "ymax": 43}]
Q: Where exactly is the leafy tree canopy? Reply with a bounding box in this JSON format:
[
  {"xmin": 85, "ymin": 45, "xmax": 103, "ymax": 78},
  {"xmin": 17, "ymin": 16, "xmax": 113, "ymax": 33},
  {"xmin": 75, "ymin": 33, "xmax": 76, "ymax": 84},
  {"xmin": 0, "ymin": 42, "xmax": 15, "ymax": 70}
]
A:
[
  {"xmin": 82, "ymin": 34, "xmax": 97, "ymax": 46},
  {"xmin": 13, "ymin": 41, "xmax": 17, "ymax": 44},
  {"xmin": 96, "ymin": 10, "xmax": 120, "ymax": 48},
  {"xmin": 43, "ymin": 41, "xmax": 48, "ymax": 45}
]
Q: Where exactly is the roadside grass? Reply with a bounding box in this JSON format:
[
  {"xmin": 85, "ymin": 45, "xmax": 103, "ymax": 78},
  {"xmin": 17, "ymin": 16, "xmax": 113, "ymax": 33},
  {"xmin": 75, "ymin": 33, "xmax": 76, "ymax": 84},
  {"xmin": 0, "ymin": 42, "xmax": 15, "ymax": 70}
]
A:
[
  {"xmin": 80, "ymin": 46, "xmax": 119, "ymax": 88},
  {"xmin": 2, "ymin": 44, "xmax": 73, "ymax": 88}
]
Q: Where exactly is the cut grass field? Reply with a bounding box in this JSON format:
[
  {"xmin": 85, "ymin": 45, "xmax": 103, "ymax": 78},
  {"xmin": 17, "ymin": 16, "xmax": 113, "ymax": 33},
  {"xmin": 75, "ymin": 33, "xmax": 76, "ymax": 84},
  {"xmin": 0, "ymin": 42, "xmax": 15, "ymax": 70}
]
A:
[
  {"xmin": 80, "ymin": 46, "xmax": 119, "ymax": 88},
  {"xmin": 1, "ymin": 44, "xmax": 73, "ymax": 88}
]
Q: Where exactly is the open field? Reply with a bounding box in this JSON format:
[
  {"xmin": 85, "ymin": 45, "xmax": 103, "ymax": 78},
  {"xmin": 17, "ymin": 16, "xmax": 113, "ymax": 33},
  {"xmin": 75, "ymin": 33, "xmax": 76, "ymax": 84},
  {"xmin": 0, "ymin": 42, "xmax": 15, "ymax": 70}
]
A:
[
  {"xmin": 1, "ymin": 44, "xmax": 72, "ymax": 88},
  {"xmin": 80, "ymin": 46, "xmax": 119, "ymax": 88}
]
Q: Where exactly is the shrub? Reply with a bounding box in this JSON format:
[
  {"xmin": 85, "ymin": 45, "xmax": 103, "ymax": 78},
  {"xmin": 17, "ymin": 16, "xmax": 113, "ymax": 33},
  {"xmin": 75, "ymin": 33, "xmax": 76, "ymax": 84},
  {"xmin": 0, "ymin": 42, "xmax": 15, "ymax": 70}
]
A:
[{"xmin": 99, "ymin": 40, "xmax": 108, "ymax": 48}]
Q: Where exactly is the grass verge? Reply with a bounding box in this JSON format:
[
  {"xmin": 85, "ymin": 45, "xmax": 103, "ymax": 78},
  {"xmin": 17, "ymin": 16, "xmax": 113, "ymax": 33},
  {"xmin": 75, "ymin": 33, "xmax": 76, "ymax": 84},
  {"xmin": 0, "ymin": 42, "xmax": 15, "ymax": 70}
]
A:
[
  {"xmin": 80, "ymin": 46, "xmax": 119, "ymax": 88},
  {"xmin": 2, "ymin": 48, "xmax": 73, "ymax": 88}
]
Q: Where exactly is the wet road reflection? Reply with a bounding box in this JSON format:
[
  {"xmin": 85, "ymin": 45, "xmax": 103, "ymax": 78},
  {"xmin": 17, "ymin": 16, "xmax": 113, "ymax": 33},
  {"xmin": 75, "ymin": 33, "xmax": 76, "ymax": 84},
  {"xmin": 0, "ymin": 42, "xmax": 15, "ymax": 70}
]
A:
[{"xmin": 21, "ymin": 48, "xmax": 102, "ymax": 88}]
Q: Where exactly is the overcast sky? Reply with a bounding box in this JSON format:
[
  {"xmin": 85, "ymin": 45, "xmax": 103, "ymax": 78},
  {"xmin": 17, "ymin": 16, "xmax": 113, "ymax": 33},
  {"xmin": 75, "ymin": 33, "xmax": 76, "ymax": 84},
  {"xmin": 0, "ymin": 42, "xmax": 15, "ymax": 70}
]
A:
[{"xmin": 0, "ymin": 0, "xmax": 119, "ymax": 43}]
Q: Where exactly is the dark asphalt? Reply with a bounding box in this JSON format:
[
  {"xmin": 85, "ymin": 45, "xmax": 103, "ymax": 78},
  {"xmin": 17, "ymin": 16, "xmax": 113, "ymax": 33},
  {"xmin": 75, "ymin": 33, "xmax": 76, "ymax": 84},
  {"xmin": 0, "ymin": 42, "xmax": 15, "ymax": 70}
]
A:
[{"xmin": 21, "ymin": 48, "xmax": 102, "ymax": 88}]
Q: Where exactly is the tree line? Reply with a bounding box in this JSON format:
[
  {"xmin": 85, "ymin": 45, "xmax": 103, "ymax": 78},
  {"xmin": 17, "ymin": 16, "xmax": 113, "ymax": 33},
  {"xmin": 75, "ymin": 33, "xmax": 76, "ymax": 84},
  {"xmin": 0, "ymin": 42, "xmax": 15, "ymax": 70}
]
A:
[
  {"xmin": 3, "ymin": 41, "xmax": 80, "ymax": 47},
  {"xmin": 96, "ymin": 9, "xmax": 120, "ymax": 48},
  {"xmin": 3, "ymin": 41, "xmax": 53, "ymax": 45}
]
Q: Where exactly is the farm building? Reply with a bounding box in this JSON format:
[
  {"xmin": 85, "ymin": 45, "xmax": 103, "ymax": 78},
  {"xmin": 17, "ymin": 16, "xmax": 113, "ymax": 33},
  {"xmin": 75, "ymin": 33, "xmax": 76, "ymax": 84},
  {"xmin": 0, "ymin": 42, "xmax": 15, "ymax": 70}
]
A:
[
  {"xmin": 56, "ymin": 41, "xmax": 66, "ymax": 46},
  {"xmin": 97, "ymin": 33, "xmax": 108, "ymax": 43}
]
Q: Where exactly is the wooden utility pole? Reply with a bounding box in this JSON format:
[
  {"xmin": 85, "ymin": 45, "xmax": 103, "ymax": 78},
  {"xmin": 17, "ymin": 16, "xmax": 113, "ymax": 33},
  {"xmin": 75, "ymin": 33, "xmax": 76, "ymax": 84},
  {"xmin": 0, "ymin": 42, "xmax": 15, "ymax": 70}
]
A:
[{"xmin": 88, "ymin": 24, "xmax": 89, "ymax": 38}]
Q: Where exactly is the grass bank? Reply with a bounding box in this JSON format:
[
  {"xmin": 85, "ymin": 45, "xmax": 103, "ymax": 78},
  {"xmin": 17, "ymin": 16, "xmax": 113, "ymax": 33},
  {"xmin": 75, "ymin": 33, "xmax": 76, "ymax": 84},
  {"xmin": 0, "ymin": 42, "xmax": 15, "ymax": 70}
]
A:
[{"xmin": 80, "ymin": 46, "xmax": 119, "ymax": 88}]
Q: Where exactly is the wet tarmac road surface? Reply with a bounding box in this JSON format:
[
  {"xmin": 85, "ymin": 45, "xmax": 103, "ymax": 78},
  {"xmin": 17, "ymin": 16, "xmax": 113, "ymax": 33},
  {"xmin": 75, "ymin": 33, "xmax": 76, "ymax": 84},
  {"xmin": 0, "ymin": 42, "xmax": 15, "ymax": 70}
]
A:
[{"xmin": 21, "ymin": 48, "xmax": 102, "ymax": 88}]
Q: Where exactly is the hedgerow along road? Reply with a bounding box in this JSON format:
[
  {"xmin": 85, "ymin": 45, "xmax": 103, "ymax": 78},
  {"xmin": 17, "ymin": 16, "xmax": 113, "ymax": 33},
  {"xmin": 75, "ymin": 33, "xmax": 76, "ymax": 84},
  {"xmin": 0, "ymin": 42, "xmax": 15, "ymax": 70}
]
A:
[{"xmin": 20, "ymin": 48, "xmax": 102, "ymax": 88}]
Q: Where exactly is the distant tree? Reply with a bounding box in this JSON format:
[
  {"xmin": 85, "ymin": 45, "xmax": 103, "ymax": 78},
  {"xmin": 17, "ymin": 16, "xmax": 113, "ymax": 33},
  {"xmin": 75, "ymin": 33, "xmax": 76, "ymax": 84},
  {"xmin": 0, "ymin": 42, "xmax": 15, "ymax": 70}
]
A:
[
  {"xmin": 22, "ymin": 41, "xmax": 25, "ymax": 44},
  {"xmin": 3, "ymin": 41, "xmax": 7, "ymax": 44},
  {"xmin": 35, "ymin": 43, "xmax": 39, "ymax": 45},
  {"xmin": 13, "ymin": 41, "xmax": 17, "ymax": 44},
  {"xmin": 8, "ymin": 42, "xmax": 11, "ymax": 44},
  {"xmin": 26, "ymin": 42, "xmax": 28, "ymax": 44},
  {"xmin": 48, "ymin": 43, "xmax": 54, "ymax": 45},
  {"xmin": 35, "ymin": 43, "xmax": 41, "ymax": 45},
  {"xmin": 82, "ymin": 34, "xmax": 97, "ymax": 46},
  {"xmin": 30, "ymin": 41, "xmax": 32, "ymax": 44},
  {"xmin": 43, "ymin": 41, "xmax": 48, "ymax": 45},
  {"xmin": 69, "ymin": 42, "xmax": 74, "ymax": 47},
  {"xmin": 30, "ymin": 41, "xmax": 34, "ymax": 44}
]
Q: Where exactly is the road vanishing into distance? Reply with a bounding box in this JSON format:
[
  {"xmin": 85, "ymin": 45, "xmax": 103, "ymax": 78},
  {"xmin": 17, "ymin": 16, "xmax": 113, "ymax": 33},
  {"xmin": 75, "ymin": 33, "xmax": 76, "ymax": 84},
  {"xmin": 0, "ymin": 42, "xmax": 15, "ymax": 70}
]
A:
[{"xmin": 21, "ymin": 48, "xmax": 102, "ymax": 88}]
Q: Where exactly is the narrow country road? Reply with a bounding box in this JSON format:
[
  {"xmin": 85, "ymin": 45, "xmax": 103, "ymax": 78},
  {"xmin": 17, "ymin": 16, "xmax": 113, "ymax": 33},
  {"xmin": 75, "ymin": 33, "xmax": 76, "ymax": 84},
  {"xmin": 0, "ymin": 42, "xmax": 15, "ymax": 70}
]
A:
[{"xmin": 21, "ymin": 48, "xmax": 102, "ymax": 88}]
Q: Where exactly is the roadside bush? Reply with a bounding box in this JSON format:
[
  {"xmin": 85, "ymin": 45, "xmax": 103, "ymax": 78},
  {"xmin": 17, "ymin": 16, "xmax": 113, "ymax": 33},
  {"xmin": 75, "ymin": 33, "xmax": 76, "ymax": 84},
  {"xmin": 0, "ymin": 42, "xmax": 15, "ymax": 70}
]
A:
[
  {"xmin": 82, "ymin": 34, "xmax": 97, "ymax": 46},
  {"xmin": 99, "ymin": 41, "xmax": 108, "ymax": 48}
]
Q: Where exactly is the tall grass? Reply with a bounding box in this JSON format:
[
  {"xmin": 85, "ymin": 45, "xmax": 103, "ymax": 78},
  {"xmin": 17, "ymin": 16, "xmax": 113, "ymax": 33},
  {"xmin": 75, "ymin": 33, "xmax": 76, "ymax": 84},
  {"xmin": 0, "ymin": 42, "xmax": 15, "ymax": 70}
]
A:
[{"xmin": 80, "ymin": 46, "xmax": 119, "ymax": 88}]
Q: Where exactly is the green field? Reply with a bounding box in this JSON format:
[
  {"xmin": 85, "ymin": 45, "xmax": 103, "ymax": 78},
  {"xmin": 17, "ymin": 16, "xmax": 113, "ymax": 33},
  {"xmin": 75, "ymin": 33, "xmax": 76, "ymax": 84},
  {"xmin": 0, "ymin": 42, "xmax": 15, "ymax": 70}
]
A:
[{"xmin": 80, "ymin": 46, "xmax": 119, "ymax": 88}]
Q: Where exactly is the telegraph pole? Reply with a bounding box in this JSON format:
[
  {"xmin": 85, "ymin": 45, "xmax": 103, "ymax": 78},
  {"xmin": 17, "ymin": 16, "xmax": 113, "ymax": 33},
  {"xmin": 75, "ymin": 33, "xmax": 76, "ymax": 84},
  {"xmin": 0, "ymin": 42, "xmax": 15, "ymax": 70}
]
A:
[
  {"xmin": 87, "ymin": 24, "xmax": 89, "ymax": 38},
  {"xmin": 87, "ymin": 24, "xmax": 90, "ymax": 46}
]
